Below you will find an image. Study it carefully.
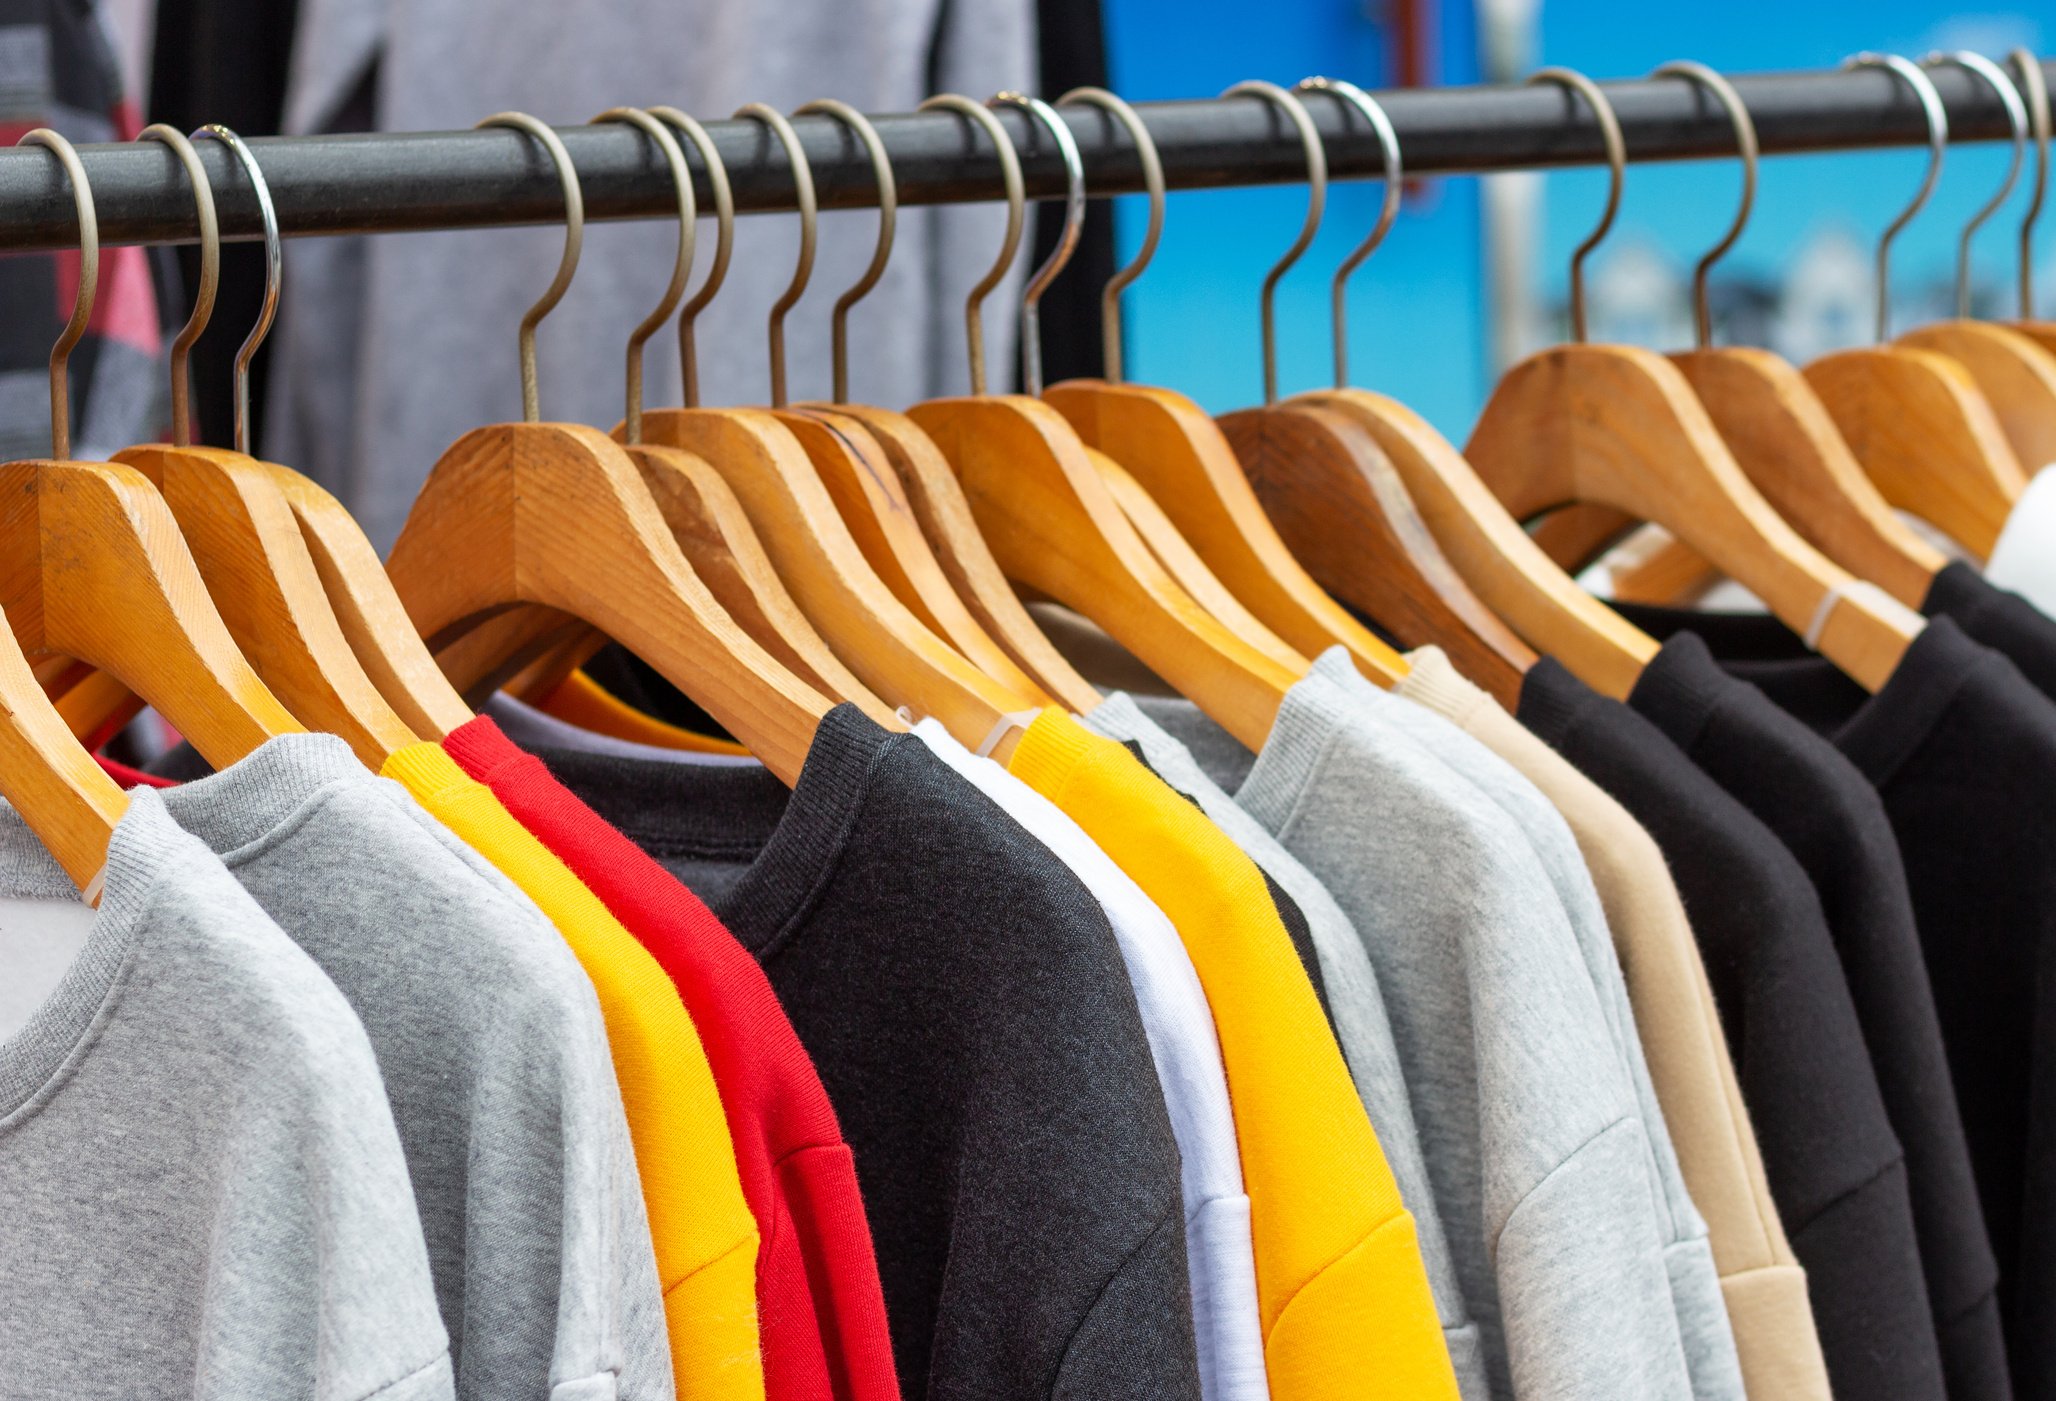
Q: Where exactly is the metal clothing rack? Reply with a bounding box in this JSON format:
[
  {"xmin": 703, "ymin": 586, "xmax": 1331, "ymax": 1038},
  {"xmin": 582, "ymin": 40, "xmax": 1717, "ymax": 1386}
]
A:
[{"xmin": 0, "ymin": 59, "xmax": 2049, "ymax": 254}]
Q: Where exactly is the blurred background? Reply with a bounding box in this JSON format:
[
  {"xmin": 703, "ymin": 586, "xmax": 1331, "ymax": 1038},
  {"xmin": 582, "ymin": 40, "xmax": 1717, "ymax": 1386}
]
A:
[{"xmin": 24, "ymin": 0, "xmax": 2049, "ymax": 536}]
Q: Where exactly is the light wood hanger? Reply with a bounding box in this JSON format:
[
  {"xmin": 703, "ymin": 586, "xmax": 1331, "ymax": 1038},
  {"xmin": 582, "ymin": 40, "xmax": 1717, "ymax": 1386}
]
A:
[
  {"xmin": 1542, "ymin": 61, "xmax": 1950, "ymax": 608},
  {"xmin": 2005, "ymin": 48, "xmax": 2056, "ymax": 357},
  {"xmin": 1895, "ymin": 53, "xmax": 2056, "ymax": 470},
  {"xmin": 1197, "ymin": 77, "xmax": 1534, "ymax": 705},
  {"xmin": 904, "ymin": 93, "xmax": 1295, "ymax": 750},
  {"xmin": 634, "ymin": 102, "xmax": 1030, "ymax": 751},
  {"xmin": 1804, "ymin": 54, "xmax": 2027, "ymax": 558},
  {"xmin": 88, "ymin": 125, "xmax": 417, "ymax": 768},
  {"xmin": 1466, "ymin": 68, "xmax": 1922, "ymax": 693},
  {"xmin": 383, "ymin": 112, "xmax": 832, "ymax": 785},
  {"xmin": 0, "ymin": 126, "xmax": 305, "ymax": 772},
  {"xmin": 1032, "ymin": 82, "xmax": 1405, "ymax": 685}
]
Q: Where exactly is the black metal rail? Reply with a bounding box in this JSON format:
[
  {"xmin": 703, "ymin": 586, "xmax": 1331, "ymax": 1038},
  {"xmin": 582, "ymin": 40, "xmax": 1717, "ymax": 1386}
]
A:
[{"xmin": 0, "ymin": 59, "xmax": 2046, "ymax": 251}]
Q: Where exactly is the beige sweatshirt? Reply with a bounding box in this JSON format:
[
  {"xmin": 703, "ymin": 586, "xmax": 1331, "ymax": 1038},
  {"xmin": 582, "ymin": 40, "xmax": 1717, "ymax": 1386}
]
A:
[{"xmin": 1397, "ymin": 646, "xmax": 1832, "ymax": 1401}]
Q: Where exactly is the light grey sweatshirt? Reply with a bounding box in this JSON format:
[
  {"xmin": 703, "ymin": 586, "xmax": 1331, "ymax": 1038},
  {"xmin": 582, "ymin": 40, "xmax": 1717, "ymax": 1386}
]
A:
[
  {"xmin": 1310, "ymin": 650, "xmax": 1745, "ymax": 1401},
  {"xmin": 1085, "ymin": 690, "xmax": 1489, "ymax": 1401},
  {"xmin": 0, "ymin": 788, "xmax": 456, "ymax": 1401},
  {"xmin": 147, "ymin": 734, "xmax": 674, "ymax": 1400},
  {"xmin": 1148, "ymin": 668, "xmax": 1702, "ymax": 1401}
]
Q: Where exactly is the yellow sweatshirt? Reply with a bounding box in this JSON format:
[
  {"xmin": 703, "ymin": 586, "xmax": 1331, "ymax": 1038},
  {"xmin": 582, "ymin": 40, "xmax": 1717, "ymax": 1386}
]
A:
[
  {"xmin": 1006, "ymin": 710, "xmax": 1460, "ymax": 1401},
  {"xmin": 381, "ymin": 742, "xmax": 765, "ymax": 1401}
]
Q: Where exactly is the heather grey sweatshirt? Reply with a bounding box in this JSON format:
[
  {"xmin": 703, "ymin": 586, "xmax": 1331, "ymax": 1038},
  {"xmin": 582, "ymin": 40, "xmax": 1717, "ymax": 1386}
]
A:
[
  {"xmin": 0, "ymin": 788, "xmax": 456, "ymax": 1401},
  {"xmin": 1149, "ymin": 667, "xmax": 1702, "ymax": 1401},
  {"xmin": 147, "ymin": 734, "xmax": 674, "ymax": 1400}
]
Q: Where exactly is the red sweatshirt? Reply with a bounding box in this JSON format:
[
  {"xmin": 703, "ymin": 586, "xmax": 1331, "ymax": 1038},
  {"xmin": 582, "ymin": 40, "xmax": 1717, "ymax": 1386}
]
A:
[{"xmin": 441, "ymin": 717, "xmax": 901, "ymax": 1401}]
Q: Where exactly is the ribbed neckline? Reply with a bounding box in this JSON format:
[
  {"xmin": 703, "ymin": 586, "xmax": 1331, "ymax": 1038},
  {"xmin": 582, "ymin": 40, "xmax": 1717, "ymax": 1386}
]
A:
[
  {"xmin": 1226, "ymin": 673, "xmax": 1354, "ymax": 839},
  {"xmin": 1514, "ymin": 656, "xmax": 1605, "ymax": 752},
  {"xmin": 1003, "ymin": 707, "xmax": 1097, "ymax": 805},
  {"xmin": 0, "ymin": 791, "xmax": 188, "ymax": 1122},
  {"xmin": 1626, "ymin": 634, "xmax": 1732, "ymax": 756},
  {"xmin": 155, "ymin": 733, "xmax": 363, "ymax": 861},
  {"xmin": 1828, "ymin": 615, "xmax": 1987, "ymax": 787},
  {"xmin": 1391, "ymin": 645, "xmax": 1490, "ymax": 729},
  {"xmin": 380, "ymin": 739, "xmax": 482, "ymax": 807}
]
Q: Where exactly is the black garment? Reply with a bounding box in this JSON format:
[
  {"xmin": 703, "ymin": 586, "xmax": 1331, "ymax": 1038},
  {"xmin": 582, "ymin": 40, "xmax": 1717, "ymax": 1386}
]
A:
[
  {"xmin": 1515, "ymin": 659, "xmax": 1945, "ymax": 1401},
  {"xmin": 1628, "ymin": 633, "xmax": 2009, "ymax": 1401},
  {"xmin": 525, "ymin": 705, "xmax": 1202, "ymax": 1401},
  {"xmin": 1611, "ymin": 610, "xmax": 2056, "ymax": 1400},
  {"xmin": 1924, "ymin": 560, "xmax": 2056, "ymax": 702}
]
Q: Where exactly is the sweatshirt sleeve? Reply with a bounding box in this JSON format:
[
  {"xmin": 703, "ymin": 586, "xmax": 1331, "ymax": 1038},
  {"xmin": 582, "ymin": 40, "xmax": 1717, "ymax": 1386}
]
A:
[{"xmin": 1053, "ymin": 1202, "xmax": 1204, "ymax": 1400}]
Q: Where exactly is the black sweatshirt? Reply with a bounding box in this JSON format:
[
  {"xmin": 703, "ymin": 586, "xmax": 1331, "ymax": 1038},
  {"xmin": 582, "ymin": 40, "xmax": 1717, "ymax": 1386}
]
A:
[
  {"xmin": 1516, "ymin": 659, "xmax": 1946, "ymax": 1401},
  {"xmin": 1625, "ymin": 631, "xmax": 2008, "ymax": 1401},
  {"xmin": 523, "ymin": 705, "xmax": 1202, "ymax": 1401},
  {"xmin": 1617, "ymin": 605, "xmax": 2056, "ymax": 1400}
]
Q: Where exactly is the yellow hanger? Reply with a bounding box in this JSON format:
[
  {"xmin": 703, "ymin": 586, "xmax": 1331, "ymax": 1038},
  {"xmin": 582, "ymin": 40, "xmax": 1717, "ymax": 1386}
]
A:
[
  {"xmin": 1804, "ymin": 54, "xmax": 2027, "ymax": 558},
  {"xmin": 384, "ymin": 112, "xmax": 831, "ymax": 785},
  {"xmin": 1894, "ymin": 52, "xmax": 2056, "ymax": 470},
  {"xmin": 1466, "ymin": 68, "xmax": 1921, "ymax": 693},
  {"xmin": 905, "ymin": 93, "xmax": 1296, "ymax": 750},
  {"xmin": 0, "ymin": 127, "xmax": 305, "ymax": 768},
  {"xmin": 632, "ymin": 103, "xmax": 1031, "ymax": 747}
]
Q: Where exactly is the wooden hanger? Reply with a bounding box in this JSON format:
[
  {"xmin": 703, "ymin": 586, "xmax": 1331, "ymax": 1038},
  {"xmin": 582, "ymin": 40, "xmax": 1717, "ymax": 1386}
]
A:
[
  {"xmin": 1468, "ymin": 68, "xmax": 1920, "ymax": 693},
  {"xmin": 383, "ymin": 113, "xmax": 831, "ymax": 785},
  {"xmin": 1893, "ymin": 53, "xmax": 2056, "ymax": 471},
  {"xmin": 632, "ymin": 102, "xmax": 1032, "ymax": 751},
  {"xmin": 0, "ymin": 127, "xmax": 305, "ymax": 772},
  {"xmin": 1030, "ymin": 83, "xmax": 1407, "ymax": 686},
  {"xmin": 1188, "ymin": 78, "xmax": 1532, "ymax": 705},
  {"xmin": 90, "ymin": 125, "xmax": 417, "ymax": 768},
  {"xmin": 1804, "ymin": 55, "xmax": 2027, "ymax": 558},
  {"xmin": 905, "ymin": 93, "xmax": 1295, "ymax": 750},
  {"xmin": 1542, "ymin": 61, "xmax": 1950, "ymax": 609}
]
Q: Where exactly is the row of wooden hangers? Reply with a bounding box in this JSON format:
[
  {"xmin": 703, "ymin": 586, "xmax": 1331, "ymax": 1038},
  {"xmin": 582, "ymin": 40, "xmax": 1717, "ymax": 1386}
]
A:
[{"xmin": 5, "ymin": 52, "xmax": 2043, "ymax": 899}]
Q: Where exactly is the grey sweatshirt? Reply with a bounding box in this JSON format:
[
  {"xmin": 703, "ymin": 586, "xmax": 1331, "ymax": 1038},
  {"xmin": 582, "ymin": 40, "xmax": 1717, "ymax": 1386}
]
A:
[
  {"xmin": 0, "ymin": 789, "xmax": 455, "ymax": 1401},
  {"xmin": 147, "ymin": 734, "xmax": 674, "ymax": 1400},
  {"xmin": 1085, "ymin": 690, "xmax": 1489, "ymax": 1401},
  {"xmin": 1153, "ymin": 668, "xmax": 1702, "ymax": 1401},
  {"xmin": 272, "ymin": 0, "xmax": 1033, "ymax": 549},
  {"xmin": 1310, "ymin": 651, "xmax": 1745, "ymax": 1401}
]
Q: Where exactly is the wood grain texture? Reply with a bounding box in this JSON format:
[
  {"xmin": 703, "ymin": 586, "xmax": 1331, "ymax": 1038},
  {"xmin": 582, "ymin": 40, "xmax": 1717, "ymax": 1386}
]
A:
[
  {"xmin": 778, "ymin": 407, "xmax": 1049, "ymax": 705},
  {"xmin": 908, "ymin": 393, "xmax": 1293, "ymax": 750},
  {"xmin": 0, "ymin": 458, "xmax": 304, "ymax": 764},
  {"xmin": 1298, "ymin": 388, "xmax": 1657, "ymax": 700},
  {"xmin": 1899, "ymin": 322, "xmax": 2056, "ymax": 472},
  {"xmin": 115, "ymin": 445, "xmax": 417, "ymax": 767},
  {"xmin": 387, "ymin": 421, "xmax": 830, "ymax": 785},
  {"xmin": 1046, "ymin": 379, "xmax": 1409, "ymax": 685},
  {"xmin": 267, "ymin": 463, "xmax": 473, "ymax": 738},
  {"xmin": 431, "ymin": 605, "xmax": 588, "ymax": 706},
  {"xmin": 0, "ymin": 609, "xmax": 126, "ymax": 892},
  {"xmin": 818, "ymin": 402, "xmax": 1101, "ymax": 712},
  {"xmin": 1467, "ymin": 345, "xmax": 1916, "ymax": 692},
  {"xmin": 1804, "ymin": 345, "xmax": 2027, "ymax": 559},
  {"xmin": 1220, "ymin": 401, "xmax": 1535, "ymax": 709},
  {"xmin": 637, "ymin": 408, "xmax": 1024, "ymax": 743}
]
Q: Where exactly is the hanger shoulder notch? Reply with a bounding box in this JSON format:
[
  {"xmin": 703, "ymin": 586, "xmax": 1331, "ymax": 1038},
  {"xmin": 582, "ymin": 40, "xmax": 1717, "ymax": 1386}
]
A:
[
  {"xmin": 1047, "ymin": 378, "xmax": 1409, "ymax": 684},
  {"xmin": 1221, "ymin": 400, "xmax": 1536, "ymax": 709},
  {"xmin": 814, "ymin": 401, "xmax": 1100, "ymax": 712},
  {"xmin": 114, "ymin": 444, "xmax": 417, "ymax": 766},
  {"xmin": 1804, "ymin": 345, "xmax": 2028, "ymax": 558},
  {"xmin": 1670, "ymin": 347, "xmax": 1945, "ymax": 607}
]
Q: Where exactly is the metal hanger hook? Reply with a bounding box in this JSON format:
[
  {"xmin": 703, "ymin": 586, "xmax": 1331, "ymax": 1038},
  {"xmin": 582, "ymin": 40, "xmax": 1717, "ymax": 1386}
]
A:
[
  {"xmin": 989, "ymin": 93, "xmax": 1084, "ymax": 397},
  {"xmin": 16, "ymin": 129, "xmax": 96, "ymax": 460},
  {"xmin": 1056, "ymin": 87, "xmax": 1162, "ymax": 385},
  {"xmin": 1526, "ymin": 68, "xmax": 1624, "ymax": 345},
  {"xmin": 2011, "ymin": 49, "xmax": 2050, "ymax": 316},
  {"xmin": 140, "ymin": 125, "xmax": 216, "ymax": 448},
  {"xmin": 794, "ymin": 99, "xmax": 897, "ymax": 405},
  {"xmin": 591, "ymin": 109, "xmax": 693, "ymax": 445},
  {"xmin": 1649, "ymin": 62, "xmax": 1757, "ymax": 350},
  {"xmin": 1922, "ymin": 51, "xmax": 2026, "ymax": 317},
  {"xmin": 649, "ymin": 107, "xmax": 732, "ymax": 409},
  {"xmin": 918, "ymin": 94, "xmax": 1024, "ymax": 396},
  {"xmin": 476, "ymin": 113, "xmax": 583, "ymax": 423},
  {"xmin": 733, "ymin": 104, "xmax": 816, "ymax": 409},
  {"xmin": 191, "ymin": 126, "xmax": 280, "ymax": 455},
  {"xmin": 1841, "ymin": 53, "xmax": 1947, "ymax": 341},
  {"xmin": 1294, "ymin": 77, "xmax": 1400, "ymax": 388},
  {"xmin": 1222, "ymin": 80, "xmax": 1326, "ymax": 405}
]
